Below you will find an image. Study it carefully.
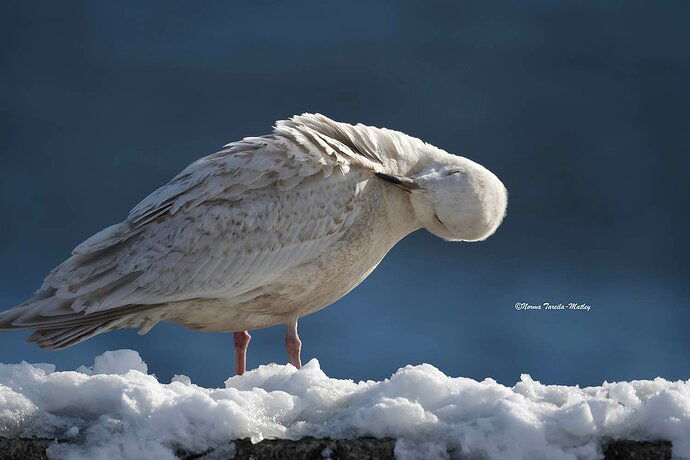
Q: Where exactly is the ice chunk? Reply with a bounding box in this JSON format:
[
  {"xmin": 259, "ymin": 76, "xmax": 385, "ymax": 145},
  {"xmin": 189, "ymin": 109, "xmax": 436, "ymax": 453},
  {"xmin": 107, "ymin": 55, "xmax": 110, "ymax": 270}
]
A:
[{"xmin": 77, "ymin": 349, "xmax": 148, "ymax": 376}]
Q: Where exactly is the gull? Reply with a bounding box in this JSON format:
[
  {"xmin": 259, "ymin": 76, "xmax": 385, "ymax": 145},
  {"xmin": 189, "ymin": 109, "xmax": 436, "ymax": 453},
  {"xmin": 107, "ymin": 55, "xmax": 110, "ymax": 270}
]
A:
[{"xmin": 0, "ymin": 114, "xmax": 508, "ymax": 375}]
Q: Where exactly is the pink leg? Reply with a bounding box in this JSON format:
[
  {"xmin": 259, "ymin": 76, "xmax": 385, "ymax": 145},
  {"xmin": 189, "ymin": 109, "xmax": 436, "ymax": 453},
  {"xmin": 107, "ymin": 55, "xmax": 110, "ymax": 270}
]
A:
[
  {"xmin": 233, "ymin": 331, "xmax": 251, "ymax": 375},
  {"xmin": 285, "ymin": 319, "xmax": 302, "ymax": 369}
]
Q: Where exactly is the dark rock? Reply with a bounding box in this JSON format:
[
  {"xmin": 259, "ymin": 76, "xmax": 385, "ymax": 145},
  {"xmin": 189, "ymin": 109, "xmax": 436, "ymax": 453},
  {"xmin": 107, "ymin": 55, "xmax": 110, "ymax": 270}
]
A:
[
  {"xmin": 0, "ymin": 437, "xmax": 52, "ymax": 460},
  {"xmin": 602, "ymin": 439, "xmax": 672, "ymax": 460},
  {"xmin": 0, "ymin": 436, "xmax": 675, "ymax": 459},
  {"xmin": 177, "ymin": 437, "xmax": 396, "ymax": 460}
]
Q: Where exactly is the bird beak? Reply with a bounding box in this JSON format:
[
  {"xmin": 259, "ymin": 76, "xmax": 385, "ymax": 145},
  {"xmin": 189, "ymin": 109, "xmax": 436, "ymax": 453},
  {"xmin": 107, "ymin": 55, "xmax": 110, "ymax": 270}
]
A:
[{"xmin": 375, "ymin": 172, "xmax": 422, "ymax": 193}]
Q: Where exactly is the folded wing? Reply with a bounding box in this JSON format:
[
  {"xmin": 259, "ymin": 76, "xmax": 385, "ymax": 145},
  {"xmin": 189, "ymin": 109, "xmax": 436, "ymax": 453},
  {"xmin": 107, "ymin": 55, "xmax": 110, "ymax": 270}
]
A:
[{"xmin": 0, "ymin": 135, "xmax": 366, "ymax": 339}]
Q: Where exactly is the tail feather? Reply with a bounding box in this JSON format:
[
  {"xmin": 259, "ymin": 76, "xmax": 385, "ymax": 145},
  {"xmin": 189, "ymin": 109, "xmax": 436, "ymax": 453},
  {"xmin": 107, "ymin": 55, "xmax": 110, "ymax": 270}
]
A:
[
  {"xmin": 1, "ymin": 303, "xmax": 151, "ymax": 329},
  {"xmin": 28, "ymin": 320, "xmax": 121, "ymax": 349},
  {"xmin": 0, "ymin": 215, "xmax": 162, "ymax": 348},
  {"xmin": 1, "ymin": 302, "xmax": 164, "ymax": 349},
  {"xmin": 28, "ymin": 322, "xmax": 106, "ymax": 349},
  {"xmin": 0, "ymin": 305, "xmax": 30, "ymax": 329}
]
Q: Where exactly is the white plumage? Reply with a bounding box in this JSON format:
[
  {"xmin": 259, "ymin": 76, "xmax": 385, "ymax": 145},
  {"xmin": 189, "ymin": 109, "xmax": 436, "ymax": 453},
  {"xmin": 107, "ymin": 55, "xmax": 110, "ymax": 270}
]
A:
[{"xmin": 0, "ymin": 113, "xmax": 507, "ymax": 373}]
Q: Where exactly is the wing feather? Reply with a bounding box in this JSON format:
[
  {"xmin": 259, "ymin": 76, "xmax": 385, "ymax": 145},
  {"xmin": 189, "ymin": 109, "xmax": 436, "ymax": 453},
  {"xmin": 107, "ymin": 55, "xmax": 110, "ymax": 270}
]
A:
[{"xmin": 1, "ymin": 132, "xmax": 368, "ymax": 330}]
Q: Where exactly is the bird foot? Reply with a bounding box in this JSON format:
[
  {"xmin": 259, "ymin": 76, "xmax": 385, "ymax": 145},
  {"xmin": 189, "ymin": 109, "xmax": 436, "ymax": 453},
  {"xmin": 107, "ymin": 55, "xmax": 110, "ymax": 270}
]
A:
[
  {"xmin": 285, "ymin": 319, "xmax": 302, "ymax": 370},
  {"xmin": 233, "ymin": 331, "xmax": 251, "ymax": 375},
  {"xmin": 285, "ymin": 334, "xmax": 302, "ymax": 368}
]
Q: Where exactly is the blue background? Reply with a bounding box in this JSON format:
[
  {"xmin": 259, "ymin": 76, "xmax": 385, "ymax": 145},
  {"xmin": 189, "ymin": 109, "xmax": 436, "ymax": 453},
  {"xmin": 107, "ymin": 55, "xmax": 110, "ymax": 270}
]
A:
[{"xmin": 1, "ymin": 1, "xmax": 689, "ymax": 387}]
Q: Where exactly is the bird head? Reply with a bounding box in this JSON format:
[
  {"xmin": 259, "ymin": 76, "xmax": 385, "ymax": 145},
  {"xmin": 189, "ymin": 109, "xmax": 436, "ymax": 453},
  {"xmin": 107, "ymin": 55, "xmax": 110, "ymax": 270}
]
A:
[{"xmin": 377, "ymin": 156, "xmax": 507, "ymax": 242}]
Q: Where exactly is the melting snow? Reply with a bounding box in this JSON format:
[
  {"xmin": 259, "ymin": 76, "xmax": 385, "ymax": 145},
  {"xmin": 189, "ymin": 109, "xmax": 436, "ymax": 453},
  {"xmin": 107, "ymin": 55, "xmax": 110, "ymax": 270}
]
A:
[{"xmin": 0, "ymin": 349, "xmax": 689, "ymax": 459}]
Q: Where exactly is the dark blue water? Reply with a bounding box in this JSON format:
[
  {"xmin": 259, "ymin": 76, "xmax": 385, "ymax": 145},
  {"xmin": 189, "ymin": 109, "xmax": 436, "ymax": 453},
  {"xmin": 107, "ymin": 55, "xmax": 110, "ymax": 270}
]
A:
[{"xmin": 1, "ymin": 1, "xmax": 689, "ymax": 387}]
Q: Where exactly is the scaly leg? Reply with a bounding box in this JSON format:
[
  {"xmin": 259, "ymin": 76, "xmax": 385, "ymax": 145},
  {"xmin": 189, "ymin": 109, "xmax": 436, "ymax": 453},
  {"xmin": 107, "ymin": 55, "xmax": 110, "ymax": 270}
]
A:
[
  {"xmin": 233, "ymin": 331, "xmax": 251, "ymax": 375},
  {"xmin": 285, "ymin": 319, "xmax": 302, "ymax": 369}
]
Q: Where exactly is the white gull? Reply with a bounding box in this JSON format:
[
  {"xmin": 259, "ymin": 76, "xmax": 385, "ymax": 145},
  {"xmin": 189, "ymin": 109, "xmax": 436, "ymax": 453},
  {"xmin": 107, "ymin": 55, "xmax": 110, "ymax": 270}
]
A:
[{"xmin": 0, "ymin": 114, "xmax": 508, "ymax": 375}]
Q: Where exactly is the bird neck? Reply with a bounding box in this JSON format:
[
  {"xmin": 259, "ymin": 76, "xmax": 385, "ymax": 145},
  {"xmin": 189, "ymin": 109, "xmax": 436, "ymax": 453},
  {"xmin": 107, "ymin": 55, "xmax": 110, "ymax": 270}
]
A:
[{"xmin": 380, "ymin": 183, "xmax": 423, "ymax": 242}]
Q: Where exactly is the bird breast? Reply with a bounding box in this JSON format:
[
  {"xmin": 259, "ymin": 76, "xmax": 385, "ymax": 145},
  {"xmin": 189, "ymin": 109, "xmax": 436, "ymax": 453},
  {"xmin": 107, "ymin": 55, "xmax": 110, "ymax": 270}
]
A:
[{"xmin": 235, "ymin": 177, "xmax": 402, "ymax": 323}]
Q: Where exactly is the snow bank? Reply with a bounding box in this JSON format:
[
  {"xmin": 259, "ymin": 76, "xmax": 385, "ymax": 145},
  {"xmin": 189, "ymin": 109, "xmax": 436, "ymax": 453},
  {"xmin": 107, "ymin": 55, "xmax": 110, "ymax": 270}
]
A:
[{"xmin": 0, "ymin": 350, "xmax": 689, "ymax": 459}]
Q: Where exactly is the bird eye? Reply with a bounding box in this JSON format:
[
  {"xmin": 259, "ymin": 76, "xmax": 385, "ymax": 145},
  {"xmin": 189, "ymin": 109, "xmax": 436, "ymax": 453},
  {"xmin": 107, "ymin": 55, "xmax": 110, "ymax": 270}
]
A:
[
  {"xmin": 435, "ymin": 214, "xmax": 445, "ymax": 226},
  {"xmin": 445, "ymin": 170, "xmax": 462, "ymax": 176}
]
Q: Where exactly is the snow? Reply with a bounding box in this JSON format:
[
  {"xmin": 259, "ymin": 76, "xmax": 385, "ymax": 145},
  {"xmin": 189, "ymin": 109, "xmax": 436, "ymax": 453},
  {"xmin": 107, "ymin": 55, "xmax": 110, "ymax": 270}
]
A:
[{"xmin": 0, "ymin": 350, "xmax": 689, "ymax": 459}]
